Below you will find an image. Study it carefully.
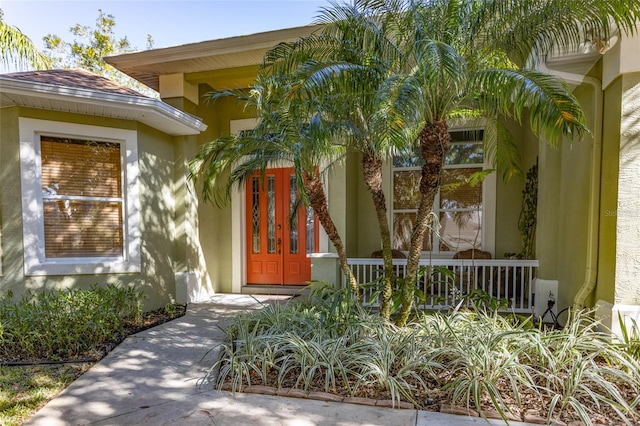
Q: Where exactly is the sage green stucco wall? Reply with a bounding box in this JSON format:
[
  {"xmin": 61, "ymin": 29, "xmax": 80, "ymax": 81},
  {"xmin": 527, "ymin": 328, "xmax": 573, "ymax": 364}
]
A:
[
  {"xmin": 0, "ymin": 107, "xmax": 20, "ymax": 291},
  {"xmin": 327, "ymin": 160, "xmax": 351, "ymax": 256},
  {"xmin": 192, "ymin": 90, "xmax": 254, "ymax": 293},
  {"xmin": 0, "ymin": 107, "xmax": 186, "ymax": 310},
  {"xmin": 137, "ymin": 123, "xmax": 179, "ymax": 307},
  {"xmin": 494, "ymin": 120, "xmax": 540, "ymax": 259},
  {"xmin": 536, "ymin": 83, "xmax": 597, "ymax": 311},
  {"xmin": 596, "ymin": 78, "xmax": 622, "ymax": 304},
  {"xmin": 354, "ymin": 154, "xmax": 382, "ymax": 257},
  {"xmin": 344, "ymin": 153, "xmax": 362, "ymax": 257},
  {"xmin": 325, "ymin": 154, "xmax": 360, "ymax": 258}
]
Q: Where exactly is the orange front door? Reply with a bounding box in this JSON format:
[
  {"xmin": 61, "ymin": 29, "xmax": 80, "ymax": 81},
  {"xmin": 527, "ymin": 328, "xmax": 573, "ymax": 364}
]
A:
[{"xmin": 246, "ymin": 168, "xmax": 317, "ymax": 285}]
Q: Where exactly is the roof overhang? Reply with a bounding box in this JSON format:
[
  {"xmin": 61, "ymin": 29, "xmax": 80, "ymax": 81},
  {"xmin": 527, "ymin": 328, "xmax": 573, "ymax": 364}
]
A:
[
  {"xmin": 537, "ymin": 26, "xmax": 623, "ymax": 83},
  {"xmin": 0, "ymin": 76, "xmax": 207, "ymax": 136},
  {"xmin": 105, "ymin": 25, "xmax": 321, "ymax": 91},
  {"xmin": 543, "ymin": 48, "xmax": 602, "ymax": 81}
]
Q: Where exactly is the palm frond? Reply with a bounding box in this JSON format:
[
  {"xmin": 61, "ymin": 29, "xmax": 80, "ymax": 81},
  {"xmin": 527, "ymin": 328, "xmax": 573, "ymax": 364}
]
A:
[
  {"xmin": 473, "ymin": 0, "xmax": 640, "ymax": 65},
  {"xmin": 0, "ymin": 14, "xmax": 52, "ymax": 70},
  {"xmin": 471, "ymin": 68, "xmax": 588, "ymax": 146},
  {"xmin": 483, "ymin": 119, "xmax": 522, "ymax": 182}
]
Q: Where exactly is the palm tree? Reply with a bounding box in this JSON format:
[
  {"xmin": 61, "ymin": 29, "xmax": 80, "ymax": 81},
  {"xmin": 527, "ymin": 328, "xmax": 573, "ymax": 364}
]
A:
[
  {"xmin": 0, "ymin": 9, "xmax": 51, "ymax": 71},
  {"xmin": 364, "ymin": 0, "xmax": 640, "ymax": 326},
  {"xmin": 194, "ymin": 0, "xmax": 640, "ymax": 325},
  {"xmin": 188, "ymin": 74, "xmax": 360, "ymax": 298},
  {"xmin": 263, "ymin": 3, "xmax": 408, "ymax": 319}
]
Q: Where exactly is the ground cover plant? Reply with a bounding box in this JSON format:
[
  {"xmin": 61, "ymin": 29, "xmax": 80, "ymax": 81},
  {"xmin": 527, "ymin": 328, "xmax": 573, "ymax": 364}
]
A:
[
  {"xmin": 205, "ymin": 284, "xmax": 640, "ymax": 425},
  {"xmin": 0, "ymin": 285, "xmax": 144, "ymax": 361},
  {"xmin": 0, "ymin": 285, "xmax": 185, "ymax": 425}
]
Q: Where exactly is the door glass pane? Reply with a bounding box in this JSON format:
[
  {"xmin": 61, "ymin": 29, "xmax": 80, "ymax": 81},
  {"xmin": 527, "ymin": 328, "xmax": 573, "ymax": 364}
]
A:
[
  {"xmin": 252, "ymin": 177, "xmax": 260, "ymax": 253},
  {"xmin": 268, "ymin": 176, "xmax": 276, "ymax": 254},
  {"xmin": 289, "ymin": 175, "xmax": 298, "ymax": 254},
  {"xmin": 306, "ymin": 207, "xmax": 315, "ymax": 254}
]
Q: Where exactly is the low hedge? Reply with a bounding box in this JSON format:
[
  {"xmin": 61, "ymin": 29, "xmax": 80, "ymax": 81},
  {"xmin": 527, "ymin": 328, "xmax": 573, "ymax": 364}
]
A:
[{"xmin": 0, "ymin": 285, "xmax": 143, "ymax": 361}]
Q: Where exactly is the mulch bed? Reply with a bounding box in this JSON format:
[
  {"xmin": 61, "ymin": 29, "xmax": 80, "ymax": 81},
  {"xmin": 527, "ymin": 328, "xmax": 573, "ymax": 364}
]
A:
[
  {"xmin": 99, "ymin": 304, "xmax": 188, "ymax": 356},
  {"xmin": 221, "ymin": 363, "xmax": 640, "ymax": 425}
]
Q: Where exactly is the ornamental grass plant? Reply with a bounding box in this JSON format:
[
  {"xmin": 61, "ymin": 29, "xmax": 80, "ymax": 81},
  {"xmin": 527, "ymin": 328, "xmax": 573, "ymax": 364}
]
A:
[{"xmin": 204, "ymin": 285, "xmax": 640, "ymax": 425}]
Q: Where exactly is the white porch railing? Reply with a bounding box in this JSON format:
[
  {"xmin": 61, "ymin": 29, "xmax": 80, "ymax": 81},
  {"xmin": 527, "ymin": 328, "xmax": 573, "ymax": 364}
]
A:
[{"xmin": 346, "ymin": 258, "xmax": 539, "ymax": 314}]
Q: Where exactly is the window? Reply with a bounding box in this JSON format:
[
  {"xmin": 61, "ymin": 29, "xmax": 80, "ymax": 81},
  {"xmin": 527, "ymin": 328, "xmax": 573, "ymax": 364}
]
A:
[
  {"xmin": 41, "ymin": 136, "xmax": 124, "ymax": 258},
  {"xmin": 392, "ymin": 129, "xmax": 493, "ymax": 254},
  {"xmin": 19, "ymin": 118, "xmax": 140, "ymax": 275}
]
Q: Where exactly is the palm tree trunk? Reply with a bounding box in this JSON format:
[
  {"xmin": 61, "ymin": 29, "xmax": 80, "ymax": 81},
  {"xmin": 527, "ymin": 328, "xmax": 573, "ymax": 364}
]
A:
[
  {"xmin": 304, "ymin": 173, "xmax": 360, "ymax": 302},
  {"xmin": 395, "ymin": 120, "xmax": 450, "ymax": 327},
  {"xmin": 361, "ymin": 152, "xmax": 394, "ymax": 320}
]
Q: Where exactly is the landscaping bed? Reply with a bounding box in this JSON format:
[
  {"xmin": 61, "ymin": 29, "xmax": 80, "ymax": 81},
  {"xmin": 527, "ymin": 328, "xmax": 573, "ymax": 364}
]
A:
[
  {"xmin": 207, "ymin": 285, "xmax": 640, "ymax": 426},
  {"xmin": 0, "ymin": 286, "xmax": 185, "ymax": 425}
]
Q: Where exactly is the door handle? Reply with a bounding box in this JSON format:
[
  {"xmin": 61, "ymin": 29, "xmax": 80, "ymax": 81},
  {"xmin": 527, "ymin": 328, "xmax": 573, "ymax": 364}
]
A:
[{"xmin": 277, "ymin": 238, "xmax": 281, "ymax": 254}]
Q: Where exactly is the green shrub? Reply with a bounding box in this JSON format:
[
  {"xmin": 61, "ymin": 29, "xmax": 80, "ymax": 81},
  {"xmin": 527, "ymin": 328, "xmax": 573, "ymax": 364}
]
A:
[{"xmin": 0, "ymin": 284, "xmax": 143, "ymax": 361}]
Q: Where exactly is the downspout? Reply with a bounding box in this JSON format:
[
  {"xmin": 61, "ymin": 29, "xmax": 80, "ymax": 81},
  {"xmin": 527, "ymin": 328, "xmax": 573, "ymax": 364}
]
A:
[{"xmin": 537, "ymin": 58, "xmax": 603, "ymax": 312}]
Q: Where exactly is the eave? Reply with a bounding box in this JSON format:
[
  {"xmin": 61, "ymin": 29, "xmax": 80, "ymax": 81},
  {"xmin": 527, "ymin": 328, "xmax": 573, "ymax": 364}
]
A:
[
  {"xmin": 0, "ymin": 76, "xmax": 207, "ymax": 136},
  {"xmin": 105, "ymin": 25, "xmax": 321, "ymax": 91}
]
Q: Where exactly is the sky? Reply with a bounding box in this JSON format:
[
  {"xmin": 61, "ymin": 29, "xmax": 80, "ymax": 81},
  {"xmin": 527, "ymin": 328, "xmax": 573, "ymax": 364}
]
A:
[{"xmin": 1, "ymin": 0, "xmax": 331, "ymax": 52}]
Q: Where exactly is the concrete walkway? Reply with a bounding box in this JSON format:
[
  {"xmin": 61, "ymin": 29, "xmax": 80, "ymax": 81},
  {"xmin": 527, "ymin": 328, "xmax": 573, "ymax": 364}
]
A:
[{"xmin": 26, "ymin": 294, "xmax": 535, "ymax": 426}]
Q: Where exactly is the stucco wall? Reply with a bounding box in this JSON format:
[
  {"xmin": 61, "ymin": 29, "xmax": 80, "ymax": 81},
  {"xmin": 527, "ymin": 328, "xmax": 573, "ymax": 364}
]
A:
[
  {"xmin": 614, "ymin": 72, "xmax": 640, "ymax": 305},
  {"xmin": 0, "ymin": 108, "xmax": 184, "ymax": 310},
  {"xmin": 596, "ymin": 78, "xmax": 622, "ymax": 303},
  {"xmin": 536, "ymin": 82, "xmax": 597, "ymax": 311},
  {"xmin": 0, "ymin": 108, "xmax": 20, "ymax": 286},
  {"xmin": 193, "ymin": 91, "xmax": 254, "ymax": 293},
  {"xmin": 354, "ymin": 153, "xmax": 381, "ymax": 258},
  {"xmin": 136, "ymin": 123, "xmax": 179, "ymax": 307},
  {"xmin": 494, "ymin": 120, "xmax": 540, "ymax": 259},
  {"xmin": 327, "ymin": 160, "xmax": 350, "ymax": 256}
]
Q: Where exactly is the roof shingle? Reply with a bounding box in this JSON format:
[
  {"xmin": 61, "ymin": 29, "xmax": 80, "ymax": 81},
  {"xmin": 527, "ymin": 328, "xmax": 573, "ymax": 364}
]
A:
[{"xmin": 2, "ymin": 68, "xmax": 148, "ymax": 97}]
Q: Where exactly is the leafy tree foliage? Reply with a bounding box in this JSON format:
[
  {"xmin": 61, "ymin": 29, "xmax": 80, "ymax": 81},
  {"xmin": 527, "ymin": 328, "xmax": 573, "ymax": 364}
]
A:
[{"xmin": 43, "ymin": 9, "xmax": 156, "ymax": 96}]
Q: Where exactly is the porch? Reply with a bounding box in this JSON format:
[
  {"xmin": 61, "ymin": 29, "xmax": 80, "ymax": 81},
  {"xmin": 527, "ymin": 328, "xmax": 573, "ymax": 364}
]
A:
[{"xmin": 346, "ymin": 258, "xmax": 539, "ymax": 314}]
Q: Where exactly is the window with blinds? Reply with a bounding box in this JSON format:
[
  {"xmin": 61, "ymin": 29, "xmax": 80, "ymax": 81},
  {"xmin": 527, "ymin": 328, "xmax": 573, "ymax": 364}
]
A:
[{"xmin": 40, "ymin": 136, "xmax": 124, "ymax": 258}]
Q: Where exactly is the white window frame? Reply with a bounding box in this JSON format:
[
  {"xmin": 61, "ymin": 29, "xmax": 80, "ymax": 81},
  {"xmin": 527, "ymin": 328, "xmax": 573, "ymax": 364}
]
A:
[
  {"xmin": 391, "ymin": 128, "xmax": 496, "ymax": 257},
  {"xmin": 19, "ymin": 118, "xmax": 141, "ymax": 275}
]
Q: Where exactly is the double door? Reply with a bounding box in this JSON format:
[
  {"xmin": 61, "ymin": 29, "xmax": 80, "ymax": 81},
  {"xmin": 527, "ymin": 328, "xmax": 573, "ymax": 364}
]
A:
[{"xmin": 246, "ymin": 168, "xmax": 317, "ymax": 285}]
